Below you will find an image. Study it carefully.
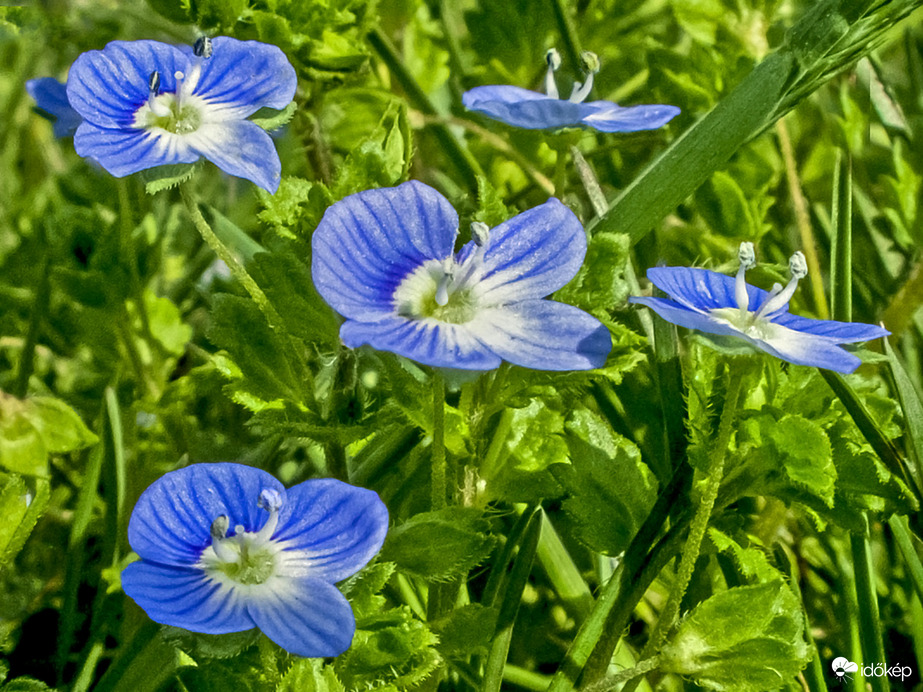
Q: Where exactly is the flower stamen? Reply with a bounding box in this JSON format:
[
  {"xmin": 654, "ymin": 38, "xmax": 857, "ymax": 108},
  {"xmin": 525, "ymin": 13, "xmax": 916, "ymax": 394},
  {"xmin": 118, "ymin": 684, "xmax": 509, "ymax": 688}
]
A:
[
  {"xmin": 569, "ymin": 51, "xmax": 600, "ymax": 104},
  {"xmin": 754, "ymin": 251, "xmax": 807, "ymax": 320},
  {"xmin": 544, "ymin": 48, "xmax": 561, "ymax": 99},
  {"xmin": 735, "ymin": 242, "xmax": 756, "ymax": 317}
]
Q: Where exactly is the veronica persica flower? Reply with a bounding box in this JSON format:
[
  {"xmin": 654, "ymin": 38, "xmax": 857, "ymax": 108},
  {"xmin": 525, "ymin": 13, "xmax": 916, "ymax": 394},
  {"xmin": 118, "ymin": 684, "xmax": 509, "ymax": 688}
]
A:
[
  {"xmin": 121, "ymin": 463, "xmax": 388, "ymax": 658},
  {"xmin": 26, "ymin": 78, "xmax": 82, "ymax": 137},
  {"xmin": 462, "ymin": 49, "xmax": 679, "ymax": 133},
  {"xmin": 629, "ymin": 243, "xmax": 889, "ymax": 373},
  {"xmin": 311, "ymin": 180, "xmax": 611, "ymax": 370},
  {"xmin": 65, "ymin": 36, "xmax": 297, "ymax": 193}
]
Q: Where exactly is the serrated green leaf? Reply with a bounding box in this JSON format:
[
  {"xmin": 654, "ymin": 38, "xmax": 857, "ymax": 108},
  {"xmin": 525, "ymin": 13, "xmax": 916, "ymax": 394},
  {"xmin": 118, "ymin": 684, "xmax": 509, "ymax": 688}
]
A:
[
  {"xmin": 0, "ymin": 474, "xmax": 50, "ymax": 568},
  {"xmin": 431, "ymin": 603, "xmax": 499, "ymax": 657},
  {"xmin": 248, "ymin": 250, "xmax": 339, "ymax": 348},
  {"xmin": 277, "ymin": 659, "xmax": 344, "ymax": 692},
  {"xmin": 766, "ymin": 413, "xmax": 836, "ymax": 507},
  {"xmin": 251, "ymin": 101, "xmax": 297, "ymax": 132},
  {"xmin": 553, "ymin": 409, "xmax": 657, "ymax": 555},
  {"xmin": 2, "ymin": 677, "xmax": 55, "ymax": 691},
  {"xmin": 381, "ymin": 507, "xmax": 495, "ymax": 582},
  {"xmin": 660, "ymin": 581, "xmax": 810, "ymax": 691},
  {"xmin": 555, "ymin": 233, "xmax": 632, "ymax": 317},
  {"xmin": 340, "ymin": 562, "xmax": 396, "ymax": 622},
  {"xmin": 258, "ymin": 177, "xmax": 333, "ymax": 241},
  {"xmin": 162, "ymin": 626, "xmax": 261, "ymax": 660},
  {"xmin": 142, "ymin": 162, "xmax": 200, "ymax": 195},
  {"xmin": 708, "ymin": 528, "xmax": 782, "ymax": 584},
  {"xmin": 336, "ymin": 605, "xmax": 441, "ymax": 690},
  {"xmin": 207, "ymin": 294, "xmax": 303, "ymax": 408}
]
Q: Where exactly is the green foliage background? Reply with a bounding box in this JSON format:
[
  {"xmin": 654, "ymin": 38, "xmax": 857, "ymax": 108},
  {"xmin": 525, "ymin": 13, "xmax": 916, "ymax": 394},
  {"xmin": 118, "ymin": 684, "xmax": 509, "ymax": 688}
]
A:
[{"xmin": 2, "ymin": 0, "xmax": 923, "ymax": 690}]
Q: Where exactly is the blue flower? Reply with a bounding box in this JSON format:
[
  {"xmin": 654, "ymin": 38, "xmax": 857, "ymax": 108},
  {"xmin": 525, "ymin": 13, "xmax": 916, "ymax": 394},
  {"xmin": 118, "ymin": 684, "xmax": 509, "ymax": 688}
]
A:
[
  {"xmin": 311, "ymin": 180, "xmax": 611, "ymax": 371},
  {"xmin": 121, "ymin": 463, "xmax": 388, "ymax": 658},
  {"xmin": 629, "ymin": 243, "xmax": 890, "ymax": 373},
  {"xmin": 65, "ymin": 36, "xmax": 297, "ymax": 193},
  {"xmin": 462, "ymin": 49, "xmax": 679, "ymax": 133},
  {"xmin": 26, "ymin": 77, "xmax": 82, "ymax": 137}
]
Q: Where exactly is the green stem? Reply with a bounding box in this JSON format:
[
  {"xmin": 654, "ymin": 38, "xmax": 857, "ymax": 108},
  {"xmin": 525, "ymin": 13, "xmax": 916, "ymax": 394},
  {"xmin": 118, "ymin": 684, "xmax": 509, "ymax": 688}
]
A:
[
  {"xmin": 13, "ymin": 252, "xmax": 49, "ymax": 398},
  {"xmin": 537, "ymin": 513, "xmax": 594, "ymax": 622},
  {"xmin": 503, "ymin": 664, "xmax": 552, "ymax": 691},
  {"xmin": 548, "ymin": 0, "xmax": 583, "ymax": 70},
  {"xmin": 179, "ymin": 184, "xmax": 284, "ymax": 334},
  {"xmin": 623, "ymin": 364, "xmax": 744, "ymax": 691},
  {"xmin": 850, "ymin": 518, "xmax": 890, "ymax": 692},
  {"xmin": 431, "ymin": 371, "xmax": 447, "ymax": 510},
  {"xmin": 571, "ymin": 146, "xmax": 607, "ymax": 218},
  {"xmin": 548, "ymin": 461, "xmax": 691, "ymax": 692},
  {"xmin": 585, "ymin": 656, "xmax": 660, "ymax": 692},
  {"xmin": 889, "ymin": 514, "xmax": 923, "ymax": 604},
  {"xmin": 483, "ymin": 506, "xmax": 542, "ymax": 692}
]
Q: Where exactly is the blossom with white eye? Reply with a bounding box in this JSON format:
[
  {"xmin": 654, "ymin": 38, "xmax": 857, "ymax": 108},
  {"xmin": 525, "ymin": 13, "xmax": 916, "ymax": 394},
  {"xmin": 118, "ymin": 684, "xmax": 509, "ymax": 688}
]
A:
[
  {"xmin": 629, "ymin": 243, "xmax": 890, "ymax": 373},
  {"xmin": 462, "ymin": 49, "xmax": 679, "ymax": 133},
  {"xmin": 121, "ymin": 463, "xmax": 388, "ymax": 657},
  {"xmin": 65, "ymin": 36, "xmax": 296, "ymax": 192}
]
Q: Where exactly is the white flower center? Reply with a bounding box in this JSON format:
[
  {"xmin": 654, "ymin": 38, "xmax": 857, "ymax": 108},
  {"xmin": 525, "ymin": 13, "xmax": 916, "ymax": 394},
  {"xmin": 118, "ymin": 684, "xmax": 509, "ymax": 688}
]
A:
[
  {"xmin": 393, "ymin": 224, "xmax": 490, "ymax": 325},
  {"xmin": 199, "ymin": 488, "xmax": 284, "ymax": 586},
  {"xmin": 133, "ymin": 63, "xmax": 206, "ymax": 135},
  {"xmin": 712, "ymin": 245, "xmax": 807, "ymax": 334}
]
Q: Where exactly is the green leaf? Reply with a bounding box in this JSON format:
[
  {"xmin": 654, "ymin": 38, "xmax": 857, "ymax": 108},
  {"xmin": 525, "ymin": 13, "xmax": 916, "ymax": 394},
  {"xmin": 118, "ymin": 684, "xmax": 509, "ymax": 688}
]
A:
[
  {"xmin": 251, "ymin": 101, "xmax": 298, "ymax": 132},
  {"xmin": 694, "ymin": 170, "xmax": 759, "ymax": 238},
  {"xmin": 336, "ymin": 605, "xmax": 441, "ymax": 689},
  {"xmin": 141, "ymin": 162, "xmax": 200, "ymax": 195},
  {"xmin": 659, "ymin": 581, "xmax": 810, "ymax": 691},
  {"xmin": 248, "ymin": 250, "xmax": 339, "ymax": 348},
  {"xmin": 381, "ymin": 507, "xmax": 495, "ymax": 582},
  {"xmin": 0, "ymin": 393, "xmax": 97, "ymax": 475},
  {"xmin": 258, "ymin": 177, "xmax": 333, "ymax": 241},
  {"xmin": 207, "ymin": 294, "xmax": 303, "ymax": 409},
  {"xmin": 765, "ymin": 413, "xmax": 836, "ymax": 507},
  {"xmin": 431, "ymin": 604, "xmax": 499, "ymax": 657},
  {"xmin": 553, "ymin": 409, "xmax": 658, "ymax": 555},
  {"xmin": 162, "ymin": 626, "xmax": 261, "ymax": 660},
  {"xmin": 340, "ymin": 562, "xmax": 396, "ymax": 622},
  {"xmin": 708, "ymin": 528, "xmax": 783, "ymax": 584},
  {"xmin": 134, "ymin": 291, "xmax": 193, "ymax": 357},
  {"xmin": 0, "ymin": 473, "xmax": 50, "ymax": 568},
  {"xmin": 2, "ymin": 677, "xmax": 55, "ymax": 691},
  {"xmin": 555, "ymin": 233, "xmax": 633, "ymax": 317},
  {"xmin": 277, "ymin": 659, "xmax": 344, "ymax": 692}
]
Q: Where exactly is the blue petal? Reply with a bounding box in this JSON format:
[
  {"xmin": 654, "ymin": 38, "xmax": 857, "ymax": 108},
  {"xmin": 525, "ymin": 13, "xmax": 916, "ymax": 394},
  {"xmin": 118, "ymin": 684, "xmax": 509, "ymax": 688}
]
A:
[
  {"xmin": 340, "ymin": 317, "xmax": 502, "ymax": 370},
  {"xmin": 470, "ymin": 300, "xmax": 611, "ymax": 370},
  {"xmin": 580, "ymin": 101, "xmax": 680, "ymax": 132},
  {"xmin": 274, "ymin": 479, "xmax": 388, "ymax": 583},
  {"xmin": 192, "ymin": 37, "xmax": 297, "ymax": 120},
  {"xmin": 122, "ymin": 562, "xmax": 254, "ymax": 634},
  {"xmin": 772, "ymin": 313, "xmax": 890, "ymax": 344},
  {"xmin": 645, "ymin": 267, "xmax": 775, "ymax": 313},
  {"xmin": 312, "ymin": 181, "xmax": 459, "ymax": 321},
  {"xmin": 463, "ymin": 85, "xmax": 585, "ymax": 129},
  {"xmin": 128, "ymin": 463, "xmax": 285, "ymax": 567},
  {"xmin": 73, "ymin": 122, "xmax": 199, "ymax": 177},
  {"xmin": 629, "ymin": 296, "xmax": 744, "ymax": 339},
  {"xmin": 186, "ymin": 120, "xmax": 282, "ymax": 193},
  {"xmin": 247, "ymin": 576, "xmax": 355, "ymax": 657},
  {"xmin": 476, "ymin": 198, "xmax": 586, "ymax": 304},
  {"xmin": 67, "ymin": 40, "xmax": 188, "ymax": 129},
  {"xmin": 750, "ymin": 322, "xmax": 863, "ymax": 373},
  {"xmin": 26, "ymin": 78, "xmax": 82, "ymax": 137}
]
